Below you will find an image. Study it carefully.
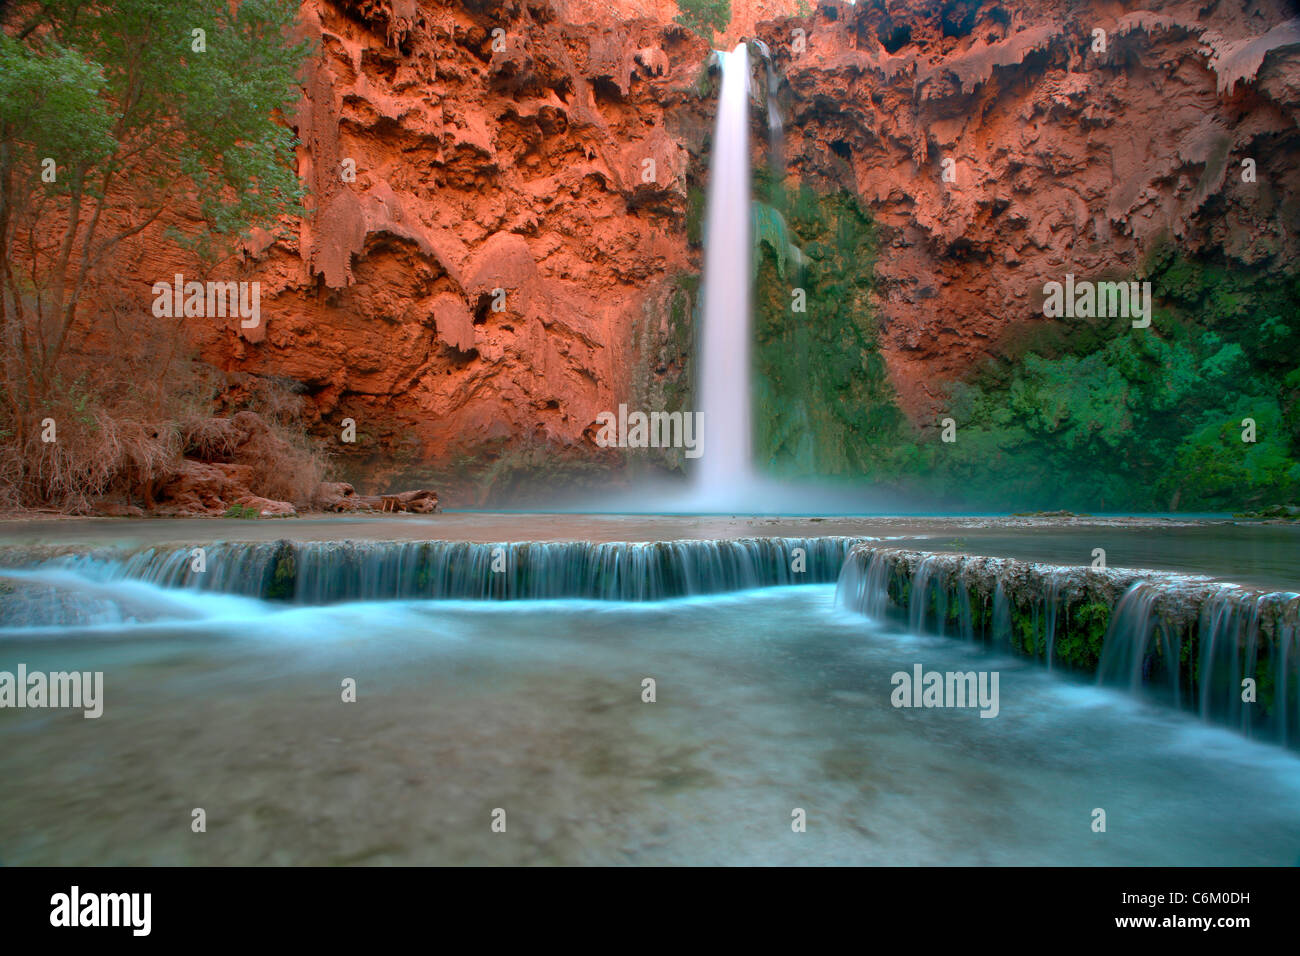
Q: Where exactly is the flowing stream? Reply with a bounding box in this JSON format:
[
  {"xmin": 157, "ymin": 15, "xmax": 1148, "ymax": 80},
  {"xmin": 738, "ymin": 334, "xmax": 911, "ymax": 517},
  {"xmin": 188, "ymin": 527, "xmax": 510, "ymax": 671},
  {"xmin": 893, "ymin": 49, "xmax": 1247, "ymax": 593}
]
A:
[{"xmin": 2, "ymin": 530, "xmax": 1299, "ymax": 864}]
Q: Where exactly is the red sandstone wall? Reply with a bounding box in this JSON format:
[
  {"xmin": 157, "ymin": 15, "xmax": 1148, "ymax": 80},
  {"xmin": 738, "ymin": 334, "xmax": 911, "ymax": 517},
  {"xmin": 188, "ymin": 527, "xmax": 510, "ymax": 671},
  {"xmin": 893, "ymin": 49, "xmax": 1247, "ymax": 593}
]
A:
[
  {"xmin": 97, "ymin": 0, "xmax": 1300, "ymax": 491},
  {"xmin": 760, "ymin": 0, "xmax": 1300, "ymax": 417}
]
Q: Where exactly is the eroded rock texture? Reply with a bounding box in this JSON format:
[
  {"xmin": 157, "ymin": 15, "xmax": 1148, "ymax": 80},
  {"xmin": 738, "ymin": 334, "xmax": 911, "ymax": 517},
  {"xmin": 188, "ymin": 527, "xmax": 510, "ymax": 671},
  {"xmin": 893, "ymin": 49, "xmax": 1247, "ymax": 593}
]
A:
[
  {"xmin": 760, "ymin": 0, "xmax": 1300, "ymax": 417},
  {"xmin": 180, "ymin": 0, "xmax": 710, "ymax": 496},
  {"xmin": 101, "ymin": 0, "xmax": 1299, "ymax": 499}
]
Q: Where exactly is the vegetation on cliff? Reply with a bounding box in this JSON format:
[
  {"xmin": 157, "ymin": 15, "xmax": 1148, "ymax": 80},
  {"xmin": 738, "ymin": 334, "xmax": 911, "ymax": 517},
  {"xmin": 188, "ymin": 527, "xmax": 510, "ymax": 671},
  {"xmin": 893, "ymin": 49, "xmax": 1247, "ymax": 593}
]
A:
[
  {"xmin": 750, "ymin": 174, "xmax": 1300, "ymax": 512},
  {"xmin": 753, "ymin": 182, "xmax": 907, "ymax": 479},
  {"xmin": 933, "ymin": 248, "xmax": 1300, "ymax": 512},
  {"xmin": 675, "ymin": 0, "xmax": 731, "ymax": 41},
  {"xmin": 0, "ymin": 0, "xmax": 314, "ymax": 509}
]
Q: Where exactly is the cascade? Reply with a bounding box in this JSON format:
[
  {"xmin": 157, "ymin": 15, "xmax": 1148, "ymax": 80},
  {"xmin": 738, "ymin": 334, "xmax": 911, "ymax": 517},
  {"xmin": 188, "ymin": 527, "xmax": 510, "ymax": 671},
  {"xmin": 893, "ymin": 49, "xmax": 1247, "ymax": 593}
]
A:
[
  {"xmin": 835, "ymin": 544, "xmax": 1300, "ymax": 747},
  {"xmin": 10, "ymin": 536, "xmax": 864, "ymax": 605},
  {"xmin": 694, "ymin": 43, "xmax": 757, "ymax": 508}
]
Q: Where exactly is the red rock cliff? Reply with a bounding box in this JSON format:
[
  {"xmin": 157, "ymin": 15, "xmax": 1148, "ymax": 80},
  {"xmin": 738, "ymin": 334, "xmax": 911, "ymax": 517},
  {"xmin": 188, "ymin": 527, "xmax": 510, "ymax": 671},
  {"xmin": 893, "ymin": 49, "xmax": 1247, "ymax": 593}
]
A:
[
  {"xmin": 760, "ymin": 0, "xmax": 1300, "ymax": 417},
  {"xmin": 103, "ymin": 0, "xmax": 1300, "ymax": 498},
  {"xmin": 178, "ymin": 0, "xmax": 711, "ymax": 499}
]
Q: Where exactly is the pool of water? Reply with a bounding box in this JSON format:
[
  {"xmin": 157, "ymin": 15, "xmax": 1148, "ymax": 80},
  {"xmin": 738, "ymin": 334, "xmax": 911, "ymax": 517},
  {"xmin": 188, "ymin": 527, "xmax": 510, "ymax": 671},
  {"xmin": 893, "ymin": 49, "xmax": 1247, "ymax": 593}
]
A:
[{"xmin": 3, "ymin": 576, "xmax": 1298, "ymax": 865}]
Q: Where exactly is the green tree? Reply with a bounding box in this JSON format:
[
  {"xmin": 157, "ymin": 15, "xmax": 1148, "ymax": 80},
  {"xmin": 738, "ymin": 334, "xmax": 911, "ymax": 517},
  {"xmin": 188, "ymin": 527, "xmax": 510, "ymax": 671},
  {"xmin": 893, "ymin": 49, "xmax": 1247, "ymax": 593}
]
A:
[
  {"xmin": 0, "ymin": 0, "xmax": 312, "ymax": 495},
  {"xmin": 675, "ymin": 0, "xmax": 731, "ymax": 40},
  {"xmin": 932, "ymin": 293, "xmax": 1300, "ymax": 511}
]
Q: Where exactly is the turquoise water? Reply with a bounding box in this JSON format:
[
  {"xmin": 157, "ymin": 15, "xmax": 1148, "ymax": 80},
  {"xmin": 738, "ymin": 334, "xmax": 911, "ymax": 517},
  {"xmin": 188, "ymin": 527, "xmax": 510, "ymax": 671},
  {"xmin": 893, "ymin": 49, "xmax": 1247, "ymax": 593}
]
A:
[
  {"xmin": 2, "ymin": 576, "xmax": 1298, "ymax": 865},
  {"xmin": 4, "ymin": 515, "xmax": 1296, "ymax": 589}
]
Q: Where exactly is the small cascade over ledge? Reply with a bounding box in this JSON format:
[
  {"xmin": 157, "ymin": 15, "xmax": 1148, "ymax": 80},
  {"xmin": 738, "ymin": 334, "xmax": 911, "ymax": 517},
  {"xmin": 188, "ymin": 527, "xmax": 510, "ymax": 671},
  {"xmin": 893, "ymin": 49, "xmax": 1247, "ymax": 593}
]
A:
[
  {"xmin": 2, "ymin": 536, "xmax": 863, "ymax": 608},
  {"xmin": 7, "ymin": 533, "xmax": 1297, "ymax": 749},
  {"xmin": 836, "ymin": 545, "xmax": 1300, "ymax": 748}
]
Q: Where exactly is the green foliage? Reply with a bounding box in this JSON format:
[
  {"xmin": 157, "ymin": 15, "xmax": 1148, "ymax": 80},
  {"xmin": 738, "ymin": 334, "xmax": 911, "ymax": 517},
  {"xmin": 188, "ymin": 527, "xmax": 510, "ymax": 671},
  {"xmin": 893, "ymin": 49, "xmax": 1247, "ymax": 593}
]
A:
[
  {"xmin": 1053, "ymin": 601, "xmax": 1110, "ymax": 669},
  {"xmin": 746, "ymin": 176, "xmax": 1297, "ymax": 512},
  {"xmin": 2, "ymin": 0, "xmax": 312, "ymax": 255},
  {"xmin": 922, "ymin": 254, "xmax": 1300, "ymax": 511},
  {"xmin": 0, "ymin": 34, "xmax": 117, "ymax": 184},
  {"xmin": 1011, "ymin": 603, "xmax": 1041, "ymax": 657},
  {"xmin": 265, "ymin": 546, "xmax": 297, "ymax": 600},
  {"xmin": 742, "ymin": 166, "xmax": 1299, "ymax": 513},
  {"xmin": 1, "ymin": 0, "xmax": 315, "ymax": 506},
  {"xmin": 675, "ymin": 0, "xmax": 731, "ymax": 40},
  {"xmin": 224, "ymin": 503, "xmax": 260, "ymax": 519},
  {"xmin": 686, "ymin": 186, "xmax": 706, "ymax": 246},
  {"xmin": 1162, "ymin": 401, "xmax": 1298, "ymax": 509},
  {"xmin": 752, "ymin": 184, "xmax": 909, "ymax": 478}
]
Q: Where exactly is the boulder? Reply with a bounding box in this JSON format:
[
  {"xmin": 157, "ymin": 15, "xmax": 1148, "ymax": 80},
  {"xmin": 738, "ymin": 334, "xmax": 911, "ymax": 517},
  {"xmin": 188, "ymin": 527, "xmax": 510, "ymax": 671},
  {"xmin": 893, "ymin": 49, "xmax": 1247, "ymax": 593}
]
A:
[
  {"xmin": 235, "ymin": 495, "xmax": 297, "ymax": 518},
  {"xmin": 313, "ymin": 481, "xmax": 371, "ymax": 512},
  {"xmin": 155, "ymin": 460, "xmax": 259, "ymax": 516}
]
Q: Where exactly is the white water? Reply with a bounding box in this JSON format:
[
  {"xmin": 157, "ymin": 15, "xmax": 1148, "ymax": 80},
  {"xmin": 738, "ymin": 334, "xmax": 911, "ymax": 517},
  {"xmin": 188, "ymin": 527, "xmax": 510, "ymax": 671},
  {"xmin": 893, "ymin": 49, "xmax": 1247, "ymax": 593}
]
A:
[
  {"xmin": 694, "ymin": 43, "xmax": 759, "ymax": 509},
  {"xmin": 592, "ymin": 44, "xmax": 895, "ymax": 514}
]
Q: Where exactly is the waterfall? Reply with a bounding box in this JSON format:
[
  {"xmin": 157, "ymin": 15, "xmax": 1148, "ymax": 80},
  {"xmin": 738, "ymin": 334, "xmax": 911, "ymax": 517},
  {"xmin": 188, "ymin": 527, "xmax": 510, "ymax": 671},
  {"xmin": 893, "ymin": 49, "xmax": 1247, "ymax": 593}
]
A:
[
  {"xmin": 832, "ymin": 547, "xmax": 892, "ymax": 620},
  {"xmin": 834, "ymin": 544, "xmax": 1300, "ymax": 748},
  {"xmin": 695, "ymin": 43, "xmax": 756, "ymax": 506},
  {"xmin": 992, "ymin": 581, "xmax": 1011, "ymax": 647},
  {"xmin": 956, "ymin": 568, "xmax": 976, "ymax": 641},
  {"xmin": 909, "ymin": 554, "xmax": 944, "ymax": 634},
  {"xmin": 1043, "ymin": 578, "xmax": 1061, "ymax": 670},
  {"xmin": 1095, "ymin": 583, "xmax": 1167, "ymax": 692},
  {"xmin": 11, "ymin": 536, "xmax": 863, "ymax": 605},
  {"xmin": 638, "ymin": 43, "xmax": 887, "ymax": 514}
]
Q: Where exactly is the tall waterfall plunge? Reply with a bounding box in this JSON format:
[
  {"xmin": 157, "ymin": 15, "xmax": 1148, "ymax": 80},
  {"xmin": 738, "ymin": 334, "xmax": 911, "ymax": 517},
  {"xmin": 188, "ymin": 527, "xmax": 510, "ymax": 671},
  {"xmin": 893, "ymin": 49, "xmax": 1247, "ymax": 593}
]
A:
[
  {"xmin": 694, "ymin": 43, "xmax": 758, "ymax": 508},
  {"xmin": 605, "ymin": 43, "xmax": 884, "ymax": 514}
]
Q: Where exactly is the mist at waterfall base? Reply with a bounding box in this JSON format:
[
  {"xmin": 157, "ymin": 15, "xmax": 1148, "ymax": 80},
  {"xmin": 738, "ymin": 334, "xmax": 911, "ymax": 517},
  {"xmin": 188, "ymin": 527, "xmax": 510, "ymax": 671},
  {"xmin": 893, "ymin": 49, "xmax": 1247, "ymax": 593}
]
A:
[{"xmin": 4, "ymin": 569, "xmax": 1300, "ymax": 865}]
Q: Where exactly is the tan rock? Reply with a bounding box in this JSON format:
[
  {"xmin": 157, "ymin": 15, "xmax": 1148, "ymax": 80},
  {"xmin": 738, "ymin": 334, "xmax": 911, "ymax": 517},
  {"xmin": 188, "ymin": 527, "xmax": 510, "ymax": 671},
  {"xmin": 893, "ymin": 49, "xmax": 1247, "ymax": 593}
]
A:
[
  {"xmin": 236, "ymin": 495, "xmax": 298, "ymax": 517},
  {"xmin": 313, "ymin": 481, "xmax": 374, "ymax": 512},
  {"xmin": 156, "ymin": 460, "xmax": 251, "ymax": 515}
]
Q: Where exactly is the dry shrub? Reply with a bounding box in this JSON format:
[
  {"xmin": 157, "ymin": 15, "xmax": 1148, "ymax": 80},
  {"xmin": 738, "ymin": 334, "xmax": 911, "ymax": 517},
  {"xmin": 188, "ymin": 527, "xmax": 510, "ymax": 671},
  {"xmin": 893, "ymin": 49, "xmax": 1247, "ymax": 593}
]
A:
[
  {"xmin": 249, "ymin": 375, "xmax": 311, "ymax": 427},
  {"xmin": 0, "ymin": 252, "xmax": 340, "ymax": 511},
  {"xmin": 229, "ymin": 410, "xmax": 324, "ymax": 506},
  {"xmin": 0, "ymin": 289, "xmax": 331, "ymax": 511},
  {"xmin": 259, "ymin": 440, "xmax": 323, "ymax": 506},
  {"xmin": 0, "ymin": 292, "xmax": 202, "ymax": 508},
  {"xmin": 112, "ymin": 418, "xmax": 184, "ymax": 499},
  {"xmin": 180, "ymin": 415, "xmax": 241, "ymax": 460},
  {"xmin": 11, "ymin": 403, "xmax": 182, "ymax": 512},
  {"xmin": 2, "ymin": 398, "xmax": 326, "ymax": 511},
  {"xmin": 194, "ymin": 374, "xmax": 327, "ymax": 506}
]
